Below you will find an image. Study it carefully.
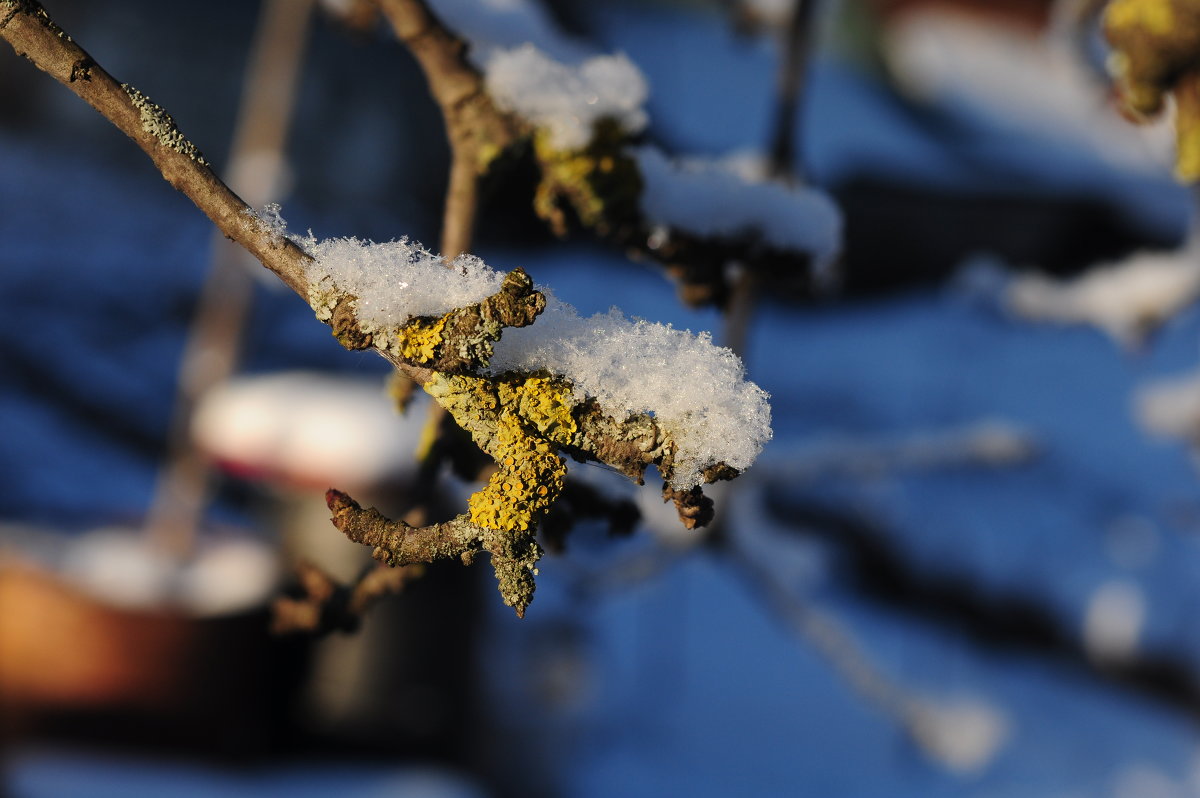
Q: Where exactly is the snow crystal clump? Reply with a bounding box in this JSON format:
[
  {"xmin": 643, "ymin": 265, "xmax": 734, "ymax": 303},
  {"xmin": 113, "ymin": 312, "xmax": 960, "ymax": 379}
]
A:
[
  {"xmin": 291, "ymin": 220, "xmax": 770, "ymax": 490},
  {"xmin": 485, "ymin": 44, "xmax": 649, "ymax": 151},
  {"xmin": 301, "ymin": 234, "xmax": 504, "ymax": 335},
  {"xmin": 634, "ymin": 146, "xmax": 843, "ymax": 267},
  {"xmin": 491, "ymin": 292, "xmax": 772, "ymax": 490}
]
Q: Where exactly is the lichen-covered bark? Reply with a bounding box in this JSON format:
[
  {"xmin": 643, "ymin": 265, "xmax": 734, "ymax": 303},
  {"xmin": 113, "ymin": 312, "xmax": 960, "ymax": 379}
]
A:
[
  {"xmin": 1105, "ymin": 0, "xmax": 1200, "ymax": 180},
  {"xmin": 3, "ymin": 0, "xmax": 748, "ymax": 619},
  {"xmin": 532, "ymin": 121, "xmax": 643, "ymax": 238},
  {"xmin": 393, "ymin": 268, "xmax": 546, "ymax": 372}
]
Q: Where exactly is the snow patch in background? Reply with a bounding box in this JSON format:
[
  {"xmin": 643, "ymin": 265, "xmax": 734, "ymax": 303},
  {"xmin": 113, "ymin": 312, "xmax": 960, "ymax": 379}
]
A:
[
  {"xmin": 485, "ymin": 44, "xmax": 649, "ymax": 150},
  {"xmin": 635, "ymin": 145, "xmax": 843, "ymax": 266}
]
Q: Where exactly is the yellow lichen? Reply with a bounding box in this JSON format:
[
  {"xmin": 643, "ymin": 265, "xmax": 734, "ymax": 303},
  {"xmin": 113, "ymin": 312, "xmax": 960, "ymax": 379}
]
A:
[
  {"xmin": 467, "ymin": 413, "xmax": 566, "ymax": 532},
  {"xmin": 1106, "ymin": 0, "xmax": 1175, "ymax": 36},
  {"xmin": 396, "ymin": 316, "xmax": 447, "ymax": 362},
  {"xmin": 423, "ymin": 371, "xmax": 577, "ymax": 534},
  {"xmin": 532, "ymin": 121, "xmax": 642, "ymax": 236},
  {"xmin": 497, "ymin": 375, "xmax": 578, "ymax": 446}
]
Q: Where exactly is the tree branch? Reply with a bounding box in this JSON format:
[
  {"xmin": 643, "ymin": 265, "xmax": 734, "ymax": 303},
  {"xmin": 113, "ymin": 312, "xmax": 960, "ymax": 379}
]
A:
[
  {"xmin": 3, "ymin": 0, "xmax": 747, "ymax": 617},
  {"xmin": 0, "ymin": 0, "xmax": 311, "ymax": 296},
  {"xmin": 272, "ymin": 559, "xmax": 425, "ymax": 635},
  {"xmin": 374, "ymin": 0, "xmax": 519, "ymax": 257}
]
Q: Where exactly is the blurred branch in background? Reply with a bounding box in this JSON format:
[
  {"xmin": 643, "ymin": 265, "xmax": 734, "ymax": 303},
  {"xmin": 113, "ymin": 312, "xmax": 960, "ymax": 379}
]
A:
[
  {"xmin": 145, "ymin": 0, "xmax": 315, "ymax": 558},
  {"xmin": 272, "ymin": 559, "xmax": 425, "ymax": 635}
]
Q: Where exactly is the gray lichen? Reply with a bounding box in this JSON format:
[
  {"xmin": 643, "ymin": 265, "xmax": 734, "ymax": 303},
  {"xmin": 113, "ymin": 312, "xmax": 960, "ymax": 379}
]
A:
[{"xmin": 121, "ymin": 83, "xmax": 208, "ymax": 165}]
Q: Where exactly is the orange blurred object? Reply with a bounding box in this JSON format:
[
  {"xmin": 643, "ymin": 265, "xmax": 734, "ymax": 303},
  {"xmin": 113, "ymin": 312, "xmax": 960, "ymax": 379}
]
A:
[{"xmin": 0, "ymin": 561, "xmax": 302, "ymax": 756}]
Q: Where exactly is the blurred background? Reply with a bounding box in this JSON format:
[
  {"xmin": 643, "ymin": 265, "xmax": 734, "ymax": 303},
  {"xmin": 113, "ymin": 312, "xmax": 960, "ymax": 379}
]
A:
[{"xmin": 4, "ymin": 0, "xmax": 1200, "ymax": 795}]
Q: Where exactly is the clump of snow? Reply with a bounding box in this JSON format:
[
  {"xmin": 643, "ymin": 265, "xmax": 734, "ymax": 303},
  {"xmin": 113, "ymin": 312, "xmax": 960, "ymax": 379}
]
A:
[
  {"xmin": 1136, "ymin": 370, "xmax": 1200, "ymax": 441},
  {"xmin": 634, "ymin": 146, "xmax": 843, "ymax": 268},
  {"xmin": 1006, "ymin": 245, "xmax": 1200, "ymax": 346},
  {"xmin": 485, "ymin": 44, "xmax": 649, "ymax": 151},
  {"xmin": 300, "ymin": 234, "xmax": 505, "ymax": 333},
  {"xmin": 290, "ymin": 216, "xmax": 770, "ymax": 489},
  {"xmin": 907, "ymin": 697, "xmax": 1009, "ymax": 775},
  {"xmin": 490, "ymin": 291, "xmax": 772, "ymax": 489}
]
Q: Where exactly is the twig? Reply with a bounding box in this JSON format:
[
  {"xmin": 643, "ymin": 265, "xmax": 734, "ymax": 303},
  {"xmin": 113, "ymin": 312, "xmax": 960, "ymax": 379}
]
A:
[
  {"xmin": 441, "ymin": 151, "xmax": 480, "ymax": 258},
  {"xmin": 272, "ymin": 559, "xmax": 425, "ymax": 635},
  {"xmin": 723, "ymin": 540, "xmax": 913, "ymax": 718},
  {"xmin": 2, "ymin": 0, "xmax": 736, "ymax": 617},
  {"xmin": 0, "ymin": 1, "xmax": 311, "ymax": 296},
  {"xmin": 767, "ymin": 0, "xmax": 820, "ymax": 182},
  {"xmin": 374, "ymin": 0, "xmax": 518, "ymax": 258},
  {"xmin": 725, "ymin": 0, "xmax": 821, "ymax": 348}
]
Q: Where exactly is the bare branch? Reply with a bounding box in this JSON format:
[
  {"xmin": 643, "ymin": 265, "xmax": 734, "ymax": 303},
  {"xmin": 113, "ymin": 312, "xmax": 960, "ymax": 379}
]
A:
[
  {"xmin": 272, "ymin": 559, "xmax": 425, "ymax": 635},
  {"xmin": 374, "ymin": 0, "xmax": 520, "ymax": 257},
  {"xmin": 0, "ymin": 0, "xmax": 311, "ymax": 295}
]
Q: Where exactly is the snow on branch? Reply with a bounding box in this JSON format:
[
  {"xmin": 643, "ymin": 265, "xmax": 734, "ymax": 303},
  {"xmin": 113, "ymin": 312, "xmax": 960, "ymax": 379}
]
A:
[
  {"xmin": 376, "ymin": 0, "xmax": 843, "ymax": 307},
  {"xmin": 485, "ymin": 43, "xmax": 649, "ymax": 151},
  {"xmin": 1005, "ymin": 243, "xmax": 1200, "ymax": 346},
  {"xmin": 635, "ymin": 146, "xmax": 843, "ymax": 276},
  {"xmin": 1, "ymin": 0, "xmax": 770, "ymax": 616}
]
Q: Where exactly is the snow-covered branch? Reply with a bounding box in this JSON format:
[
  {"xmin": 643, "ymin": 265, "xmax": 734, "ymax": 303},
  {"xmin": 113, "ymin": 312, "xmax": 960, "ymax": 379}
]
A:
[
  {"xmin": 377, "ymin": 0, "xmax": 842, "ymax": 306},
  {"xmin": 2, "ymin": 0, "xmax": 771, "ymax": 616}
]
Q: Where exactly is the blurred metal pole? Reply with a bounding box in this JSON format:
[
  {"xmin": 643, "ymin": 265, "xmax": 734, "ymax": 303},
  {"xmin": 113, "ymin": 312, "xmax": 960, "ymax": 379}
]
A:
[{"xmin": 146, "ymin": 0, "xmax": 315, "ymax": 556}]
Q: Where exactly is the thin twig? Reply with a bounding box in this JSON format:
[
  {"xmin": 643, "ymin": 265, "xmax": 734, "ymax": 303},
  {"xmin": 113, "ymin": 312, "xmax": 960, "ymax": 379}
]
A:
[
  {"xmin": 374, "ymin": 0, "xmax": 517, "ymax": 258},
  {"xmin": 0, "ymin": 1, "xmax": 444, "ymax": 387},
  {"xmin": 441, "ymin": 151, "xmax": 480, "ymax": 258},
  {"xmin": 272, "ymin": 559, "xmax": 425, "ymax": 635},
  {"xmin": 767, "ymin": 0, "xmax": 820, "ymax": 182},
  {"xmin": 0, "ymin": 1, "xmax": 311, "ymax": 295}
]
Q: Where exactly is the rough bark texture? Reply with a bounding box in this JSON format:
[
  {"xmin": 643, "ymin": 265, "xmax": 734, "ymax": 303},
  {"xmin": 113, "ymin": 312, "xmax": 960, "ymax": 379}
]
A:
[{"xmin": 395, "ymin": 268, "xmax": 547, "ymax": 373}]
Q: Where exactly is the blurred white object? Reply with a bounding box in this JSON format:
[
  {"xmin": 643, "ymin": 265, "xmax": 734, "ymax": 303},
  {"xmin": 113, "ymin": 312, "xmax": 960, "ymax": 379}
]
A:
[
  {"xmin": 1113, "ymin": 762, "xmax": 1190, "ymax": 798},
  {"xmin": 177, "ymin": 537, "xmax": 281, "ymax": 616},
  {"xmin": 1137, "ymin": 370, "xmax": 1200, "ymax": 441},
  {"xmin": 61, "ymin": 528, "xmax": 176, "ymax": 611},
  {"xmin": 59, "ymin": 527, "xmax": 281, "ymax": 615},
  {"xmin": 1083, "ymin": 579, "xmax": 1146, "ymax": 664},
  {"xmin": 883, "ymin": 6, "xmax": 1173, "ymax": 173},
  {"xmin": 907, "ymin": 696, "xmax": 1010, "ymax": 775},
  {"xmin": 192, "ymin": 371, "xmax": 427, "ymax": 490},
  {"xmin": 1006, "ymin": 244, "xmax": 1200, "ymax": 346}
]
